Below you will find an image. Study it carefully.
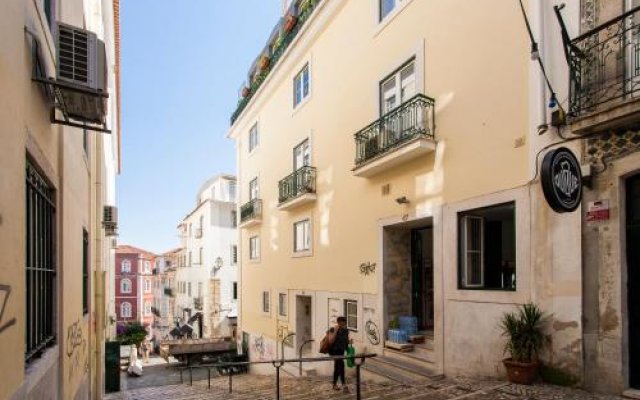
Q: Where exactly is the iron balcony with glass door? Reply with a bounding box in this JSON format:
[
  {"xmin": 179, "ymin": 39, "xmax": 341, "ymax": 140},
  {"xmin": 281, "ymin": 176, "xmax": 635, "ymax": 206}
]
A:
[
  {"xmin": 353, "ymin": 94, "xmax": 436, "ymax": 178},
  {"xmin": 278, "ymin": 166, "xmax": 317, "ymax": 211},
  {"xmin": 561, "ymin": 4, "xmax": 640, "ymax": 134},
  {"xmin": 239, "ymin": 198, "xmax": 263, "ymax": 228}
]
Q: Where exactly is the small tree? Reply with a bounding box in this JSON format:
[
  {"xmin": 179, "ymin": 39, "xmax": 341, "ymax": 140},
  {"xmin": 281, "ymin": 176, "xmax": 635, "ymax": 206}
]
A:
[
  {"xmin": 500, "ymin": 303, "xmax": 548, "ymax": 363},
  {"xmin": 117, "ymin": 322, "xmax": 147, "ymax": 347}
]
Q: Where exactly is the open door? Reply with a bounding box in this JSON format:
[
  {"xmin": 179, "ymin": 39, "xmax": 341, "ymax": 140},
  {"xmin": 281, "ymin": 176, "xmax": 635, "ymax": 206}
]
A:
[{"xmin": 627, "ymin": 173, "xmax": 640, "ymax": 389}]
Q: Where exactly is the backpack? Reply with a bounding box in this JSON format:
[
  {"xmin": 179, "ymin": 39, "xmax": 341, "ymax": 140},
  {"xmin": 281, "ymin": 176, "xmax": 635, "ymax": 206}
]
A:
[{"xmin": 319, "ymin": 326, "xmax": 337, "ymax": 354}]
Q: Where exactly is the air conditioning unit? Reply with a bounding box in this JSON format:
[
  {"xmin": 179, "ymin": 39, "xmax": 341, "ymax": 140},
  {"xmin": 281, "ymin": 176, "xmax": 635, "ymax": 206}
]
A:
[
  {"xmin": 55, "ymin": 23, "xmax": 107, "ymax": 124},
  {"xmin": 103, "ymin": 205, "xmax": 118, "ymax": 237}
]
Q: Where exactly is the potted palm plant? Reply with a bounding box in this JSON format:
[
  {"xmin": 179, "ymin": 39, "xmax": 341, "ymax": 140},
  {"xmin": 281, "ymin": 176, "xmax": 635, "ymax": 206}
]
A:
[
  {"xmin": 284, "ymin": 13, "xmax": 297, "ymax": 32},
  {"xmin": 500, "ymin": 302, "xmax": 548, "ymax": 385},
  {"xmin": 259, "ymin": 55, "xmax": 271, "ymax": 72}
]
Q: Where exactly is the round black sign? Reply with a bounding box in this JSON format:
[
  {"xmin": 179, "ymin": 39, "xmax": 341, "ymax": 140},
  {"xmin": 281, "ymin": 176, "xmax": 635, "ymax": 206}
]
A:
[{"xmin": 541, "ymin": 147, "xmax": 582, "ymax": 213}]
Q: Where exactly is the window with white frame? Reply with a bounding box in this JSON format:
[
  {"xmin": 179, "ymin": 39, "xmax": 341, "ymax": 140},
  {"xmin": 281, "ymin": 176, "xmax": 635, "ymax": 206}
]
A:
[
  {"xmin": 145, "ymin": 279, "xmax": 151, "ymax": 293},
  {"xmin": 293, "ymin": 139, "xmax": 310, "ymax": 171},
  {"xmin": 293, "ymin": 64, "xmax": 310, "ymax": 107},
  {"xmin": 294, "ymin": 219, "xmax": 311, "ymax": 253},
  {"xmin": 231, "ymin": 210, "xmax": 237, "ymax": 228},
  {"xmin": 249, "ymin": 177, "xmax": 259, "ymax": 200},
  {"xmin": 344, "ymin": 300, "xmax": 358, "ymax": 331},
  {"xmin": 279, "ymin": 293, "xmax": 288, "ymax": 317},
  {"xmin": 144, "ymin": 301, "xmax": 152, "ymax": 316},
  {"xmin": 199, "ymin": 247, "xmax": 203, "ymax": 264},
  {"xmin": 249, "ymin": 236, "xmax": 260, "ymax": 260},
  {"xmin": 229, "ymin": 181, "xmax": 237, "ymax": 202},
  {"xmin": 379, "ymin": 0, "xmax": 396, "ymax": 21},
  {"xmin": 188, "ymin": 282, "xmax": 192, "ymax": 297},
  {"xmin": 458, "ymin": 202, "xmax": 516, "ymax": 290},
  {"xmin": 121, "ymin": 259, "xmax": 131, "ymax": 273},
  {"xmin": 380, "ymin": 60, "xmax": 416, "ymax": 116},
  {"xmin": 121, "ymin": 278, "xmax": 132, "ymax": 294},
  {"xmin": 262, "ymin": 291, "xmax": 270, "ymax": 313},
  {"xmin": 232, "ymin": 282, "xmax": 238, "ymax": 300},
  {"xmin": 121, "ymin": 302, "xmax": 132, "ymax": 318},
  {"xmin": 249, "ymin": 123, "xmax": 259, "ymax": 152},
  {"xmin": 144, "ymin": 260, "xmax": 151, "ymax": 274}
]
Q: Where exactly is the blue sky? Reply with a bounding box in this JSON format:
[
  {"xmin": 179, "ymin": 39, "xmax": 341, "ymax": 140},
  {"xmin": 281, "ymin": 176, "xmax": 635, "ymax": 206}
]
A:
[{"xmin": 117, "ymin": 0, "xmax": 281, "ymax": 254}]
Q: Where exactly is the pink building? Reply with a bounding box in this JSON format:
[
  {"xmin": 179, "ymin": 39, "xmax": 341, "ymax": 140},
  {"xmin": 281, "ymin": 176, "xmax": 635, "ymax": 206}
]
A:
[{"xmin": 115, "ymin": 245, "xmax": 157, "ymax": 328}]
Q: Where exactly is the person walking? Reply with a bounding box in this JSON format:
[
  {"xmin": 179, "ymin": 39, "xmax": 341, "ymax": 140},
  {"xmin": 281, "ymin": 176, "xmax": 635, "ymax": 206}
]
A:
[{"xmin": 327, "ymin": 316, "xmax": 351, "ymax": 392}]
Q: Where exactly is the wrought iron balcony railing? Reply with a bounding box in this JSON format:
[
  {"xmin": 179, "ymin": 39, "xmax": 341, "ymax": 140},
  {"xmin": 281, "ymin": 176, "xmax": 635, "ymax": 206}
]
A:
[
  {"xmin": 231, "ymin": 0, "xmax": 323, "ymax": 125},
  {"xmin": 278, "ymin": 166, "xmax": 316, "ymax": 204},
  {"xmin": 564, "ymin": 5, "xmax": 640, "ymax": 117},
  {"xmin": 240, "ymin": 198, "xmax": 262, "ymax": 223},
  {"xmin": 354, "ymin": 94, "xmax": 435, "ymax": 167}
]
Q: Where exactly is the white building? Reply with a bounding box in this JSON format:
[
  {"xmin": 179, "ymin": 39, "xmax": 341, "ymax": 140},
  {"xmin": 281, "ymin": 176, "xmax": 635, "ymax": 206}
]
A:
[{"xmin": 175, "ymin": 175, "xmax": 238, "ymax": 338}]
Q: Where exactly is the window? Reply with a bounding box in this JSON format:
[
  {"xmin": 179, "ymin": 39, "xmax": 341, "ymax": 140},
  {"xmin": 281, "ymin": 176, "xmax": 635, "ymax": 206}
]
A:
[
  {"xmin": 293, "ymin": 139, "xmax": 310, "ymax": 171},
  {"xmin": 144, "ymin": 301, "xmax": 152, "ymax": 316},
  {"xmin": 25, "ymin": 160, "xmax": 56, "ymax": 362},
  {"xmin": 198, "ymin": 282, "xmax": 203, "ymax": 297},
  {"xmin": 188, "ymin": 251, "xmax": 192, "ymax": 266},
  {"xmin": 344, "ymin": 300, "xmax": 358, "ymax": 331},
  {"xmin": 233, "ymin": 282, "xmax": 238, "ymax": 300},
  {"xmin": 249, "ymin": 236, "xmax": 260, "ymax": 260},
  {"xmin": 188, "ymin": 282, "xmax": 192, "ymax": 297},
  {"xmin": 249, "ymin": 178, "xmax": 259, "ymax": 200},
  {"xmin": 44, "ymin": 0, "xmax": 55, "ymax": 29},
  {"xmin": 293, "ymin": 64, "xmax": 310, "ymax": 107},
  {"xmin": 231, "ymin": 245, "xmax": 238, "ymax": 265},
  {"xmin": 458, "ymin": 202, "xmax": 516, "ymax": 290},
  {"xmin": 121, "ymin": 302, "xmax": 132, "ymax": 318},
  {"xmin": 121, "ymin": 278, "xmax": 132, "ymax": 294},
  {"xmin": 262, "ymin": 291, "xmax": 270, "ymax": 313},
  {"xmin": 231, "ymin": 210, "xmax": 237, "ymax": 228},
  {"xmin": 249, "ymin": 123, "xmax": 259, "ymax": 152},
  {"xmin": 294, "ymin": 219, "xmax": 311, "ymax": 252},
  {"xmin": 199, "ymin": 247, "xmax": 203, "ymax": 264},
  {"xmin": 83, "ymin": 229, "xmax": 89, "ymax": 314},
  {"xmin": 229, "ymin": 181, "xmax": 237, "ymax": 201},
  {"xmin": 380, "ymin": 61, "xmax": 415, "ymax": 115},
  {"xmin": 121, "ymin": 259, "xmax": 131, "ymax": 273},
  {"xmin": 144, "ymin": 260, "xmax": 151, "ymax": 274},
  {"xmin": 279, "ymin": 293, "xmax": 288, "ymax": 317},
  {"xmin": 145, "ymin": 279, "xmax": 151, "ymax": 293},
  {"xmin": 199, "ymin": 215, "xmax": 204, "ymax": 231},
  {"xmin": 379, "ymin": 0, "xmax": 396, "ymax": 21}
]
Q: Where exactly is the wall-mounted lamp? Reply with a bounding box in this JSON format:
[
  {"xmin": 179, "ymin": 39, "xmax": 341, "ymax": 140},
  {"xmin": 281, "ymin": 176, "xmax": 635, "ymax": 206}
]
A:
[{"xmin": 395, "ymin": 196, "xmax": 410, "ymax": 205}]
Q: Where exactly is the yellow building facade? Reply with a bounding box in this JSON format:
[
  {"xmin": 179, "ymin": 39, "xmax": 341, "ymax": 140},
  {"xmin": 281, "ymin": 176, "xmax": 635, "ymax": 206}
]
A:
[{"xmin": 0, "ymin": 0, "xmax": 120, "ymax": 399}]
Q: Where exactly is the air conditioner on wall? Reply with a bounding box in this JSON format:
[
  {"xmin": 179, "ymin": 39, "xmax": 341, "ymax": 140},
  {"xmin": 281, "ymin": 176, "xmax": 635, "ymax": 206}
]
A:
[{"xmin": 55, "ymin": 23, "xmax": 107, "ymax": 124}]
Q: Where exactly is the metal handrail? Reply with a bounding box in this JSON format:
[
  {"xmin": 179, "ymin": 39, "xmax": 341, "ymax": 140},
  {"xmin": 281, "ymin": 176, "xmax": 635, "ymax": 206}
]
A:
[
  {"xmin": 179, "ymin": 352, "xmax": 377, "ymax": 400},
  {"xmin": 278, "ymin": 166, "xmax": 316, "ymax": 204},
  {"xmin": 240, "ymin": 198, "xmax": 262, "ymax": 223}
]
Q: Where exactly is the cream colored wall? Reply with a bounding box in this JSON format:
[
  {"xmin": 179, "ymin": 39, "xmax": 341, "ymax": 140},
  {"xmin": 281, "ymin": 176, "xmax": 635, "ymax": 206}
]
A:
[
  {"xmin": 233, "ymin": 0, "xmax": 529, "ymax": 347},
  {"xmin": 0, "ymin": 0, "xmax": 117, "ymax": 398}
]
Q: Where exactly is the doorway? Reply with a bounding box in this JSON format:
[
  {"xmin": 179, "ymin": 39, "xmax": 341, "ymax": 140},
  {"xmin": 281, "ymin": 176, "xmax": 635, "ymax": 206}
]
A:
[
  {"xmin": 411, "ymin": 228, "xmax": 434, "ymax": 331},
  {"xmin": 627, "ymin": 173, "xmax": 640, "ymax": 389},
  {"xmin": 296, "ymin": 295, "xmax": 313, "ymax": 355}
]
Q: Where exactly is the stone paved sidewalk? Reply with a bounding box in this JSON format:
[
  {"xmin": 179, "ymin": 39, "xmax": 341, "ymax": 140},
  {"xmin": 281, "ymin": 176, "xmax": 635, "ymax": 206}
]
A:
[{"xmin": 106, "ymin": 373, "xmax": 627, "ymax": 400}]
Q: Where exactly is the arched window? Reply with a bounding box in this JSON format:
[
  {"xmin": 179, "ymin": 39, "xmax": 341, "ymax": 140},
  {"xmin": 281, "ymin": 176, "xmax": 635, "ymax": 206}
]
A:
[
  {"xmin": 144, "ymin": 301, "xmax": 152, "ymax": 316},
  {"xmin": 121, "ymin": 302, "xmax": 132, "ymax": 318},
  {"xmin": 121, "ymin": 278, "xmax": 132, "ymax": 294},
  {"xmin": 121, "ymin": 259, "xmax": 131, "ymax": 273}
]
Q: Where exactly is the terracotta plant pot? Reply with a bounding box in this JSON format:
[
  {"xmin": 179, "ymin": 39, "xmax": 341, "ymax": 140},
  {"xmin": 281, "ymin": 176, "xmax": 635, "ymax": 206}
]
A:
[
  {"xmin": 284, "ymin": 14, "xmax": 297, "ymax": 32},
  {"xmin": 503, "ymin": 358, "xmax": 538, "ymax": 385},
  {"xmin": 259, "ymin": 56, "xmax": 270, "ymax": 72},
  {"xmin": 241, "ymin": 87, "xmax": 250, "ymax": 98}
]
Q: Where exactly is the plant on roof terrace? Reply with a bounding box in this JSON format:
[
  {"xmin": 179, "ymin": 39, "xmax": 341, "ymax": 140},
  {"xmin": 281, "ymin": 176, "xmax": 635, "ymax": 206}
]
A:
[
  {"xmin": 285, "ymin": 13, "xmax": 298, "ymax": 32},
  {"xmin": 259, "ymin": 55, "xmax": 271, "ymax": 72}
]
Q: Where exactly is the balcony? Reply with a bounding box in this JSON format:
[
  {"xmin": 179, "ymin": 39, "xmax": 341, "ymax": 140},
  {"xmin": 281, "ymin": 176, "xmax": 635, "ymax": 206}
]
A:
[
  {"xmin": 352, "ymin": 94, "xmax": 436, "ymax": 178},
  {"xmin": 240, "ymin": 198, "xmax": 262, "ymax": 228},
  {"xmin": 231, "ymin": 0, "xmax": 323, "ymax": 125},
  {"xmin": 278, "ymin": 166, "xmax": 317, "ymax": 211},
  {"xmin": 565, "ymin": 5, "xmax": 640, "ymax": 134}
]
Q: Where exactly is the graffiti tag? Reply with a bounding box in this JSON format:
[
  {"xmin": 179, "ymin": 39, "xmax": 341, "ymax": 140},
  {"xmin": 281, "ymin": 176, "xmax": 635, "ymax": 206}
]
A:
[
  {"xmin": 359, "ymin": 262, "xmax": 376, "ymax": 276},
  {"xmin": 0, "ymin": 285, "xmax": 17, "ymax": 335},
  {"xmin": 66, "ymin": 319, "xmax": 88, "ymax": 382}
]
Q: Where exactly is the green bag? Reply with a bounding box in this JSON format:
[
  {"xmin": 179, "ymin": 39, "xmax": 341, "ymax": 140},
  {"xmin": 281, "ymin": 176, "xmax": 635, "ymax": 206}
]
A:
[{"xmin": 346, "ymin": 344, "xmax": 355, "ymax": 368}]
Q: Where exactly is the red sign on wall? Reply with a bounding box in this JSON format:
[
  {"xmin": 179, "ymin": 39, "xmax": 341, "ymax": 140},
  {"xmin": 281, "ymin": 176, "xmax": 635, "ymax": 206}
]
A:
[{"xmin": 586, "ymin": 200, "xmax": 610, "ymax": 222}]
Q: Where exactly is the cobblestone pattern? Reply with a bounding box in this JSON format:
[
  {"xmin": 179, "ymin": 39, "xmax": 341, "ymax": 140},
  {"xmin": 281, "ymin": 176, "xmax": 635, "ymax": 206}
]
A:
[{"xmin": 106, "ymin": 373, "xmax": 627, "ymax": 400}]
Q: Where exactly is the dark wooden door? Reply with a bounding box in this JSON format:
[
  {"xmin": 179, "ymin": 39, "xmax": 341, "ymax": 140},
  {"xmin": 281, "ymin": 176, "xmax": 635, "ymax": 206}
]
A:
[{"xmin": 627, "ymin": 174, "xmax": 640, "ymax": 389}]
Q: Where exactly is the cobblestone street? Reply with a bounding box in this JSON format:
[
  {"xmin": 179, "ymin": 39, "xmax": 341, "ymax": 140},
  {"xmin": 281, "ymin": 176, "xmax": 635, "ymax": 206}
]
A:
[{"xmin": 106, "ymin": 373, "xmax": 626, "ymax": 400}]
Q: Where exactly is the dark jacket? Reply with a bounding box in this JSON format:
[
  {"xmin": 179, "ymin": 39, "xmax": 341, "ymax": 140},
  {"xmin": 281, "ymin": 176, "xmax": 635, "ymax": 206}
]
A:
[{"xmin": 328, "ymin": 326, "xmax": 349, "ymax": 355}]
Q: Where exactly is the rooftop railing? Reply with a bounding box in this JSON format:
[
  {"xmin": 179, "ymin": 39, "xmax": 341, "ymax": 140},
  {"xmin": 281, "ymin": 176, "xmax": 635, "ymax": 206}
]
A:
[
  {"xmin": 354, "ymin": 94, "xmax": 435, "ymax": 167},
  {"xmin": 231, "ymin": 0, "xmax": 323, "ymax": 125}
]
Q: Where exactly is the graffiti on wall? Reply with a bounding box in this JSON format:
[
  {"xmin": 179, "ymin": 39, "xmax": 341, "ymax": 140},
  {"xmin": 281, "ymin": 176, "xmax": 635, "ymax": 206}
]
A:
[
  {"xmin": 66, "ymin": 319, "xmax": 88, "ymax": 382},
  {"xmin": 359, "ymin": 262, "xmax": 376, "ymax": 276},
  {"xmin": 252, "ymin": 334, "xmax": 275, "ymax": 361},
  {"xmin": 0, "ymin": 284, "xmax": 16, "ymax": 335}
]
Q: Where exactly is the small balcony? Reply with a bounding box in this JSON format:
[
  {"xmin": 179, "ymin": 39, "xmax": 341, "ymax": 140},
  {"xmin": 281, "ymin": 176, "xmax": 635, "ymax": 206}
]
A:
[
  {"xmin": 278, "ymin": 166, "xmax": 316, "ymax": 211},
  {"xmin": 352, "ymin": 94, "xmax": 436, "ymax": 178},
  {"xmin": 240, "ymin": 198, "xmax": 262, "ymax": 228},
  {"xmin": 565, "ymin": 5, "xmax": 640, "ymax": 134}
]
